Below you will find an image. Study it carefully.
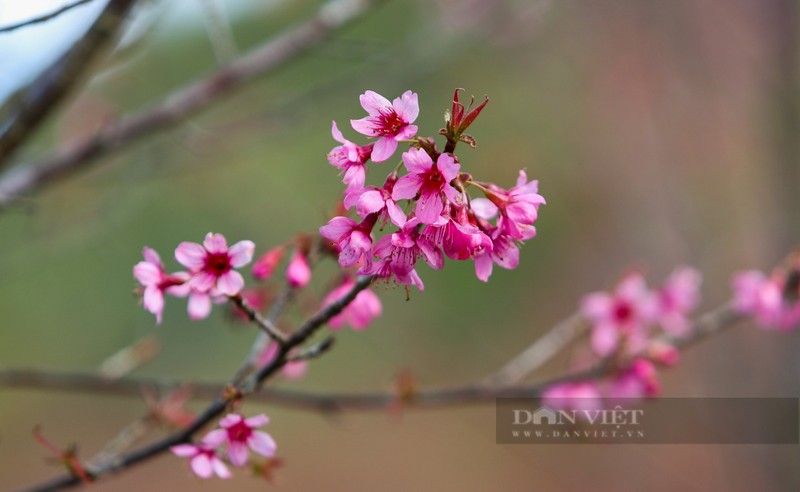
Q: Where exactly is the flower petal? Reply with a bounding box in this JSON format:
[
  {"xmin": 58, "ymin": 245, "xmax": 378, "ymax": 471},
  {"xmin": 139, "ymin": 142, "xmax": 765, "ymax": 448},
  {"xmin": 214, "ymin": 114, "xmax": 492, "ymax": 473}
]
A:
[
  {"xmin": 175, "ymin": 242, "xmax": 206, "ymax": 270},
  {"xmin": 393, "ymin": 90, "xmax": 419, "ymax": 122},
  {"xmin": 188, "ymin": 292, "xmax": 212, "ymax": 320},
  {"xmin": 359, "ymin": 90, "xmax": 391, "ymax": 115},
  {"xmin": 217, "ymin": 271, "xmax": 244, "ymax": 296},
  {"xmin": 228, "ymin": 240, "xmax": 255, "ymax": 268},
  {"xmin": 371, "ymin": 137, "xmax": 397, "ymax": 162},
  {"xmin": 203, "ymin": 233, "xmax": 228, "ymax": 254},
  {"xmin": 248, "ymin": 431, "xmax": 277, "ymax": 458}
]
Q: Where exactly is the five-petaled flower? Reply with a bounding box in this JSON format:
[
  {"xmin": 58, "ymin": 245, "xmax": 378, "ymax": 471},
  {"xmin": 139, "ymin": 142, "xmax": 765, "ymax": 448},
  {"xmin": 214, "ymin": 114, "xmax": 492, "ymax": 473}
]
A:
[
  {"xmin": 133, "ymin": 247, "xmax": 190, "ymax": 324},
  {"xmin": 204, "ymin": 414, "xmax": 277, "ymax": 468},
  {"xmin": 350, "ymin": 90, "xmax": 419, "ymax": 162},
  {"xmin": 392, "ymin": 148, "xmax": 461, "ymax": 224},
  {"xmin": 171, "ymin": 442, "xmax": 231, "ymax": 479}
]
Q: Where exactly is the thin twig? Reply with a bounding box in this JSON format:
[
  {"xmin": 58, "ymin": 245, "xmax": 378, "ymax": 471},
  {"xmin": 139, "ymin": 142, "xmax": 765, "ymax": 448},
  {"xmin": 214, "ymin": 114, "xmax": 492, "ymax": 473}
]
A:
[
  {"xmin": 0, "ymin": 0, "xmax": 95, "ymax": 34},
  {"xmin": 0, "ymin": 0, "xmax": 386, "ymax": 210},
  {"xmin": 0, "ymin": 0, "xmax": 139, "ymax": 166},
  {"xmin": 228, "ymin": 295, "xmax": 287, "ymax": 344}
]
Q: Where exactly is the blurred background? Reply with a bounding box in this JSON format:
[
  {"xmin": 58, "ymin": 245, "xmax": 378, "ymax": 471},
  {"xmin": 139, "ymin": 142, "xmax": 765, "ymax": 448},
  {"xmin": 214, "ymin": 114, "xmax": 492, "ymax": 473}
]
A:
[{"xmin": 1, "ymin": 0, "xmax": 799, "ymax": 490}]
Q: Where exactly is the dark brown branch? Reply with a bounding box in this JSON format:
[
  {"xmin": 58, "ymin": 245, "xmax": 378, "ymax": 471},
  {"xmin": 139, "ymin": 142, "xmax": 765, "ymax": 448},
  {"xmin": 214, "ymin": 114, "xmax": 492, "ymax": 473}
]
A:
[
  {"xmin": 0, "ymin": 0, "xmax": 386, "ymax": 210},
  {"xmin": 0, "ymin": 0, "xmax": 96, "ymax": 34},
  {"xmin": 0, "ymin": 0, "xmax": 138, "ymax": 166}
]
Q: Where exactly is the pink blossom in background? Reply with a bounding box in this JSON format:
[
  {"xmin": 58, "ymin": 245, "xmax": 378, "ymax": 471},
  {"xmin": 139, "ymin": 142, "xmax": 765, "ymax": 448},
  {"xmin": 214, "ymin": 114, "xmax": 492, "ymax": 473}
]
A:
[
  {"xmin": 252, "ymin": 246, "xmax": 285, "ymax": 281},
  {"xmin": 541, "ymin": 382, "xmax": 603, "ymax": 412},
  {"xmin": 392, "ymin": 149, "xmax": 461, "ymax": 224},
  {"xmin": 733, "ymin": 270, "xmax": 800, "ymax": 330},
  {"xmin": 175, "ymin": 233, "xmax": 255, "ymax": 297},
  {"xmin": 581, "ymin": 273, "xmax": 653, "ymax": 357},
  {"xmin": 652, "ymin": 267, "xmax": 701, "ymax": 336},
  {"xmin": 350, "ymin": 90, "xmax": 419, "ymax": 162},
  {"xmin": 171, "ymin": 443, "xmax": 231, "ymax": 479},
  {"xmin": 285, "ymin": 250, "xmax": 311, "ymax": 288},
  {"xmin": 328, "ymin": 121, "xmax": 373, "ymax": 190},
  {"xmin": 319, "ymin": 215, "xmax": 375, "ymax": 267},
  {"xmin": 133, "ymin": 247, "xmax": 190, "ymax": 324},
  {"xmin": 204, "ymin": 414, "xmax": 276, "ymax": 468},
  {"xmin": 258, "ymin": 342, "xmax": 308, "ymax": 379},
  {"xmin": 607, "ymin": 359, "xmax": 660, "ymax": 400},
  {"xmin": 322, "ymin": 277, "xmax": 382, "ymax": 331}
]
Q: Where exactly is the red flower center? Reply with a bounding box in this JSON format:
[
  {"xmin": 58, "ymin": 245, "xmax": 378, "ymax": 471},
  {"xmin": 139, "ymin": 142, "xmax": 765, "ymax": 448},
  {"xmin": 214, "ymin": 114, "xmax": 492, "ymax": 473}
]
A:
[
  {"xmin": 613, "ymin": 302, "xmax": 633, "ymax": 323},
  {"xmin": 376, "ymin": 109, "xmax": 404, "ymax": 136},
  {"xmin": 204, "ymin": 252, "xmax": 231, "ymax": 276},
  {"xmin": 227, "ymin": 421, "xmax": 252, "ymax": 443}
]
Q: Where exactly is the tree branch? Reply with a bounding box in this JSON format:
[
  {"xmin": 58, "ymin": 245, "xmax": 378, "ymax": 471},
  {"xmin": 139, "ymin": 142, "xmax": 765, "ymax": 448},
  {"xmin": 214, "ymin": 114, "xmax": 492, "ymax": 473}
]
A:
[
  {"xmin": 0, "ymin": 0, "xmax": 386, "ymax": 210},
  {"xmin": 0, "ymin": 0, "xmax": 138, "ymax": 166},
  {"xmin": 0, "ymin": 0, "xmax": 96, "ymax": 34}
]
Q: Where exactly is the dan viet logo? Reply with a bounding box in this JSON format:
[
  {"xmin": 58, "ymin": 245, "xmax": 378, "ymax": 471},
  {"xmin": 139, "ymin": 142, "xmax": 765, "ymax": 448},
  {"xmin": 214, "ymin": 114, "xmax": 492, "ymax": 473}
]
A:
[{"xmin": 506, "ymin": 404, "xmax": 646, "ymax": 441}]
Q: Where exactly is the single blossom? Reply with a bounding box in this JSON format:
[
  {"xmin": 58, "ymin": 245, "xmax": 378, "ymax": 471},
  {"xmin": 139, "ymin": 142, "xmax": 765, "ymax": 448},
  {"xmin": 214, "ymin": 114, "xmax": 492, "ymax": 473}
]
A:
[
  {"xmin": 171, "ymin": 443, "xmax": 231, "ymax": 479},
  {"xmin": 328, "ymin": 121, "xmax": 373, "ymax": 190},
  {"xmin": 471, "ymin": 170, "xmax": 545, "ymax": 240},
  {"xmin": 252, "ymin": 246, "xmax": 285, "ymax": 281},
  {"xmin": 355, "ymin": 173, "xmax": 407, "ymax": 227},
  {"xmin": 607, "ymin": 359, "xmax": 660, "ymax": 400},
  {"xmin": 175, "ymin": 233, "xmax": 255, "ymax": 296},
  {"xmin": 204, "ymin": 414, "xmax": 277, "ymax": 468},
  {"xmin": 472, "ymin": 231, "xmax": 520, "ymax": 282},
  {"xmin": 733, "ymin": 270, "xmax": 800, "ymax": 331},
  {"xmin": 581, "ymin": 273, "xmax": 653, "ymax": 357},
  {"xmin": 322, "ymin": 277, "xmax": 383, "ymax": 330},
  {"xmin": 651, "ymin": 267, "xmax": 701, "ymax": 336},
  {"xmin": 392, "ymin": 148, "xmax": 461, "ymax": 224},
  {"xmin": 133, "ymin": 247, "xmax": 190, "ymax": 324},
  {"xmin": 319, "ymin": 215, "xmax": 376, "ymax": 267},
  {"xmin": 350, "ymin": 90, "xmax": 419, "ymax": 162},
  {"xmin": 286, "ymin": 250, "xmax": 311, "ymax": 288}
]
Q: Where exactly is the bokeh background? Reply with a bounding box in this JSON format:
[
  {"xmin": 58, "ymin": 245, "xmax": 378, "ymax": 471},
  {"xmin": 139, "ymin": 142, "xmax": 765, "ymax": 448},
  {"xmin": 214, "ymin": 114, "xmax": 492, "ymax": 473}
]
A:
[{"xmin": 1, "ymin": 0, "xmax": 800, "ymax": 490}]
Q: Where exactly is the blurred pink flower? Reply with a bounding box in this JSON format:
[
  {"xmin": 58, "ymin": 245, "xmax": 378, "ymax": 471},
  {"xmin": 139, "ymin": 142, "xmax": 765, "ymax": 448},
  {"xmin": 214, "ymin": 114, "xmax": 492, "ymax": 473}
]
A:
[
  {"xmin": 542, "ymin": 382, "xmax": 603, "ymax": 412},
  {"xmin": 252, "ymin": 246, "xmax": 285, "ymax": 281},
  {"xmin": 133, "ymin": 247, "xmax": 190, "ymax": 324},
  {"xmin": 171, "ymin": 443, "xmax": 231, "ymax": 479},
  {"xmin": 322, "ymin": 277, "xmax": 383, "ymax": 331},
  {"xmin": 607, "ymin": 359, "xmax": 660, "ymax": 400},
  {"xmin": 175, "ymin": 233, "xmax": 254, "ymax": 296},
  {"xmin": 286, "ymin": 250, "xmax": 311, "ymax": 288},
  {"xmin": 392, "ymin": 149, "xmax": 461, "ymax": 224},
  {"xmin": 350, "ymin": 90, "xmax": 419, "ymax": 162},
  {"xmin": 733, "ymin": 270, "xmax": 800, "ymax": 331},
  {"xmin": 204, "ymin": 414, "xmax": 276, "ymax": 468},
  {"xmin": 652, "ymin": 267, "xmax": 702, "ymax": 336},
  {"xmin": 581, "ymin": 273, "xmax": 653, "ymax": 357}
]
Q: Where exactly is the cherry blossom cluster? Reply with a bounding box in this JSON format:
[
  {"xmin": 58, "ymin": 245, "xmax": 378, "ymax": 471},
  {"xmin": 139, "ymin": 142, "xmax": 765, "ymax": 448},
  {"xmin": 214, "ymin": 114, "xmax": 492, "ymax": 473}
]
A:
[
  {"xmin": 171, "ymin": 413, "xmax": 276, "ymax": 479},
  {"xmin": 733, "ymin": 261, "xmax": 800, "ymax": 331},
  {"xmin": 543, "ymin": 267, "xmax": 701, "ymax": 410},
  {"xmin": 320, "ymin": 89, "xmax": 545, "ymax": 290}
]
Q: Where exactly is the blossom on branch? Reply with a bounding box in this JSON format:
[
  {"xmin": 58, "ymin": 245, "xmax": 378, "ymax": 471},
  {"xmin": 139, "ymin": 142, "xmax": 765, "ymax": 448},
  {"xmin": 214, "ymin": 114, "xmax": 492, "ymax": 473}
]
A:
[{"xmin": 350, "ymin": 90, "xmax": 419, "ymax": 162}]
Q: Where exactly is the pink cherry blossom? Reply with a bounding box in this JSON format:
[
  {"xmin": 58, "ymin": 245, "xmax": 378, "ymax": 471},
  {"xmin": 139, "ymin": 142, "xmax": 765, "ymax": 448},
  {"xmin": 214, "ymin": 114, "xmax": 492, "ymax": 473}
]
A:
[
  {"xmin": 252, "ymin": 246, "xmax": 285, "ymax": 281},
  {"xmin": 322, "ymin": 277, "xmax": 383, "ymax": 331},
  {"xmin": 175, "ymin": 233, "xmax": 254, "ymax": 297},
  {"xmin": 362, "ymin": 219, "xmax": 443, "ymax": 287},
  {"xmin": 733, "ymin": 269, "xmax": 800, "ymax": 331},
  {"xmin": 471, "ymin": 170, "xmax": 545, "ymax": 240},
  {"xmin": 652, "ymin": 267, "xmax": 701, "ymax": 336},
  {"xmin": 473, "ymin": 231, "xmax": 520, "ymax": 282},
  {"xmin": 286, "ymin": 250, "xmax": 311, "ymax": 288},
  {"xmin": 350, "ymin": 90, "xmax": 419, "ymax": 162},
  {"xmin": 392, "ymin": 148, "xmax": 461, "ymax": 224},
  {"xmin": 581, "ymin": 273, "xmax": 654, "ymax": 357},
  {"xmin": 354, "ymin": 173, "xmax": 406, "ymax": 227},
  {"xmin": 423, "ymin": 206, "xmax": 492, "ymax": 261},
  {"xmin": 319, "ymin": 215, "xmax": 376, "ymax": 267},
  {"xmin": 171, "ymin": 442, "xmax": 231, "ymax": 479},
  {"xmin": 607, "ymin": 359, "xmax": 660, "ymax": 400},
  {"xmin": 328, "ymin": 121, "xmax": 373, "ymax": 190},
  {"xmin": 258, "ymin": 342, "xmax": 308, "ymax": 379},
  {"xmin": 204, "ymin": 414, "xmax": 276, "ymax": 468},
  {"xmin": 133, "ymin": 247, "xmax": 190, "ymax": 324},
  {"xmin": 542, "ymin": 382, "xmax": 603, "ymax": 412}
]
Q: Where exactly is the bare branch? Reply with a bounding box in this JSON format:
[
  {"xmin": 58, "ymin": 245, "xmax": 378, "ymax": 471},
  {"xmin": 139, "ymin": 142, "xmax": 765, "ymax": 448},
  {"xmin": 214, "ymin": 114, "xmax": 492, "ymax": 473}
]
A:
[
  {"xmin": 0, "ymin": 0, "xmax": 387, "ymax": 210},
  {"xmin": 0, "ymin": 0, "xmax": 96, "ymax": 34},
  {"xmin": 0, "ymin": 0, "xmax": 139, "ymax": 166}
]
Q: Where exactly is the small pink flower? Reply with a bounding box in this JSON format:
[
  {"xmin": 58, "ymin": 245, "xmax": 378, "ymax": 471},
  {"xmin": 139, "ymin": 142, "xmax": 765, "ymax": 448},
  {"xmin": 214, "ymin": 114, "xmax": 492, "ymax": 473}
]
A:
[
  {"xmin": 328, "ymin": 121, "xmax": 373, "ymax": 190},
  {"xmin": 542, "ymin": 382, "xmax": 603, "ymax": 412},
  {"xmin": 363, "ymin": 219, "xmax": 443, "ymax": 286},
  {"xmin": 423, "ymin": 206, "xmax": 492, "ymax": 261},
  {"xmin": 322, "ymin": 277, "xmax": 383, "ymax": 331},
  {"xmin": 607, "ymin": 359, "xmax": 660, "ymax": 400},
  {"xmin": 133, "ymin": 247, "xmax": 190, "ymax": 324},
  {"xmin": 319, "ymin": 215, "xmax": 376, "ymax": 267},
  {"xmin": 258, "ymin": 342, "xmax": 308, "ymax": 379},
  {"xmin": 350, "ymin": 90, "xmax": 419, "ymax": 162},
  {"xmin": 473, "ymin": 231, "xmax": 520, "ymax": 282},
  {"xmin": 652, "ymin": 267, "xmax": 701, "ymax": 336},
  {"xmin": 733, "ymin": 269, "xmax": 800, "ymax": 330},
  {"xmin": 392, "ymin": 148, "xmax": 461, "ymax": 224},
  {"xmin": 171, "ymin": 442, "xmax": 231, "ymax": 479},
  {"xmin": 471, "ymin": 170, "xmax": 545, "ymax": 240},
  {"xmin": 252, "ymin": 246, "xmax": 285, "ymax": 281},
  {"xmin": 286, "ymin": 250, "xmax": 311, "ymax": 288},
  {"xmin": 204, "ymin": 414, "xmax": 276, "ymax": 468},
  {"xmin": 581, "ymin": 273, "xmax": 653, "ymax": 357},
  {"xmin": 355, "ymin": 173, "xmax": 407, "ymax": 227},
  {"xmin": 175, "ymin": 233, "xmax": 255, "ymax": 296}
]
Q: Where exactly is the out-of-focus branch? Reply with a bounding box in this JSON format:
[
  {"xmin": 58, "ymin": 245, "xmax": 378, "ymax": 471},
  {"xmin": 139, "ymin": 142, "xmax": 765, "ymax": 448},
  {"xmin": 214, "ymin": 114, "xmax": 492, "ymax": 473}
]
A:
[
  {"xmin": 18, "ymin": 275, "xmax": 375, "ymax": 492},
  {"xmin": 0, "ymin": 0, "xmax": 96, "ymax": 34},
  {"xmin": 0, "ymin": 0, "xmax": 138, "ymax": 166},
  {"xmin": 0, "ymin": 0, "xmax": 387, "ymax": 210},
  {"xmin": 1, "ymin": 301, "xmax": 744, "ymax": 417}
]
